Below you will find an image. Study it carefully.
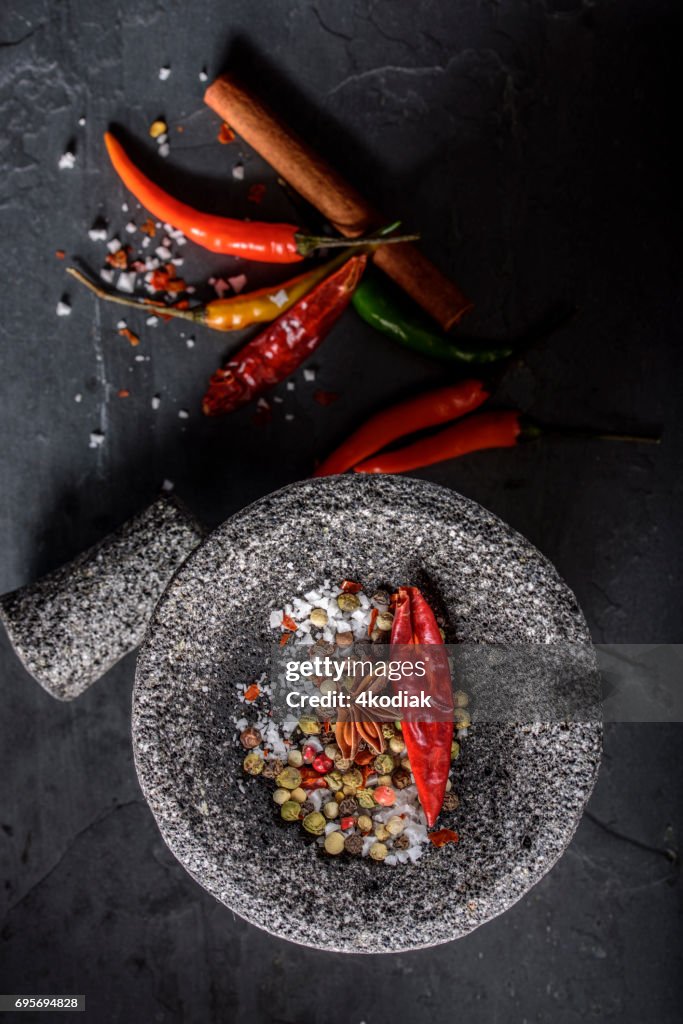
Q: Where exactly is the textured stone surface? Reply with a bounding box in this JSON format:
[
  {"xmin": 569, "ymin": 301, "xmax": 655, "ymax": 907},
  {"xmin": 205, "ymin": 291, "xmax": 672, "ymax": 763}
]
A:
[
  {"xmin": 134, "ymin": 476, "xmax": 601, "ymax": 952},
  {"xmin": 0, "ymin": 0, "xmax": 681, "ymax": 1018},
  {"xmin": 0, "ymin": 496, "xmax": 203, "ymax": 699}
]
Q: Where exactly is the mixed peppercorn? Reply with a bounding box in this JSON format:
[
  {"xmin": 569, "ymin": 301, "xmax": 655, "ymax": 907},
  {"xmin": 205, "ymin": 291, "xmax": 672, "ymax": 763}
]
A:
[{"xmin": 237, "ymin": 580, "xmax": 468, "ymax": 864}]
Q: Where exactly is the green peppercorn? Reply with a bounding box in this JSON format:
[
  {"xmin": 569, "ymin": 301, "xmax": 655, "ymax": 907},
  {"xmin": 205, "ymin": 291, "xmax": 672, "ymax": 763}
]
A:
[
  {"xmin": 243, "ymin": 752, "xmax": 264, "ymax": 775},
  {"xmin": 337, "ymin": 592, "xmax": 361, "ymax": 613},
  {"xmin": 299, "ymin": 715, "xmax": 321, "ymax": 735},
  {"xmin": 451, "ymin": 740, "xmax": 461, "ymax": 760},
  {"xmin": 302, "ymin": 811, "xmax": 326, "ymax": 836},
  {"xmin": 389, "ymin": 735, "xmax": 405, "ymax": 755},
  {"xmin": 374, "ymin": 753, "xmax": 394, "ymax": 775},
  {"xmin": 453, "ymin": 709, "xmax": 471, "ymax": 729},
  {"xmin": 324, "ymin": 771, "xmax": 343, "ymax": 792},
  {"xmin": 276, "ymin": 766, "xmax": 302, "ymax": 790},
  {"xmin": 356, "ymin": 789, "xmax": 376, "ymax": 809},
  {"xmin": 341, "ymin": 768, "xmax": 363, "ymax": 790},
  {"xmin": 280, "ymin": 800, "xmax": 301, "ymax": 822},
  {"xmin": 453, "ymin": 690, "xmax": 469, "ymax": 708},
  {"xmin": 324, "ymin": 831, "xmax": 346, "ymax": 855}
]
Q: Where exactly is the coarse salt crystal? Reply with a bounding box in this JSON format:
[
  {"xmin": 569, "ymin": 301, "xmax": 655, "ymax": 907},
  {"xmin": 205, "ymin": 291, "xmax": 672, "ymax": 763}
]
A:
[
  {"xmin": 125, "ymin": 222, "xmax": 137, "ymax": 234},
  {"xmin": 286, "ymin": 381, "xmax": 295, "ymax": 391},
  {"xmin": 88, "ymin": 227, "xmax": 108, "ymax": 241},
  {"xmin": 155, "ymin": 246, "xmax": 172, "ymax": 260},
  {"xmin": 156, "ymin": 134, "xmax": 168, "ymax": 146},
  {"xmin": 56, "ymin": 300, "xmax": 71, "ymax": 317},
  {"xmin": 285, "ymin": 413, "xmax": 294, "ymax": 422},
  {"xmin": 117, "ymin": 272, "xmax": 136, "ymax": 293},
  {"xmin": 151, "ymin": 395, "xmax": 161, "ymax": 410},
  {"xmin": 199, "ymin": 69, "xmax": 208, "ymax": 82},
  {"xmin": 161, "ymin": 479, "xmax": 174, "ymax": 492},
  {"xmin": 107, "ymin": 238, "xmax": 122, "ymax": 253},
  {"xmin": 116, "ymin": 319, "xmax": 127, "ymax": 330},
  {"xmin": 142, "ymin": 236, "xmax": 151, "ymax": 249},
  {"xmin": 158, "ymin": 143, "xmax": 170, "ymax": 159},
  {"xmin": 232, "ymin": 163, "xmax": 245, "ymax": 180},
  {"xmin": 303, "ymin": 368, "xmax": 316, "ymax": 382},
  {"xmin": 58, "ymin": 151, "xmax": 76, "ymax": 170},
  {"xmin": 99, "ymin": 269, "xmax": 114, "ymax": 284},
  {"xmin": 89, "ymin": 430, "xmax": 105, "ymax": 448},
  {"xmin": 186, "ymin": 337, "xmax": 195, "ymax": 349},
  {"xmin": 146, "ymin": 315, "xmax": 159, "ymax": 327},
  {"xmin": 78, "ymin": 116, "xmax": 86, "ymax": 127},
  {"xmin": 178, "ymin": 409, "xmax": 189, "ymax": 419},
  {"xmin": 121, "ymin": 202, "xmax": 128, "ymax": 212},
  {"xmin": 159, "ymin": 66, "xmax": 171, "ymax": 80},
  {"xmin": 269, "ymin": 289, "xmax": 289, "ymax": 309},
  {"xmin": 74, "ymin": 393, "xmax": 82, "ymax": 403}
]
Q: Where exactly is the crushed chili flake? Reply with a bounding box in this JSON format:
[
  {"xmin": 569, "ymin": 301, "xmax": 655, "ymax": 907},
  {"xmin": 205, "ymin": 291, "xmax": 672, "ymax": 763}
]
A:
[
  {"xmin": 428, "ymin": 828, "xmax": 460, "ymax": 848},
  {"xmin": 140, "ymin": 218, "xmax": 156, "ymax": 238},
  {"xmin": 106, "ymin": 248, "xmax": 130, "ymax": 269},
  {"xmin": 282, "ymin": 613, "xmax": 298, "ymax": 632},
  {"xmin": 279, "ymin": 632, "xmax": 292, "ymax": 646},
  {"xmin": 243, "ymin": 682, "xmax": 261, "ymax": 702},
  {"xmin": 341, "ymin": 579, "xmax": 363, "ymax": 593},
  {"xmin": 248, "ymin": 183, "xmax": 266, "ymax": 204},
  {"xmin": 353, "ymin": 748, "xmax": 374, "ymax": 766},
  {"xmin": 118, "ymin": 326, "xmax": 140, "ymax": 347},
  {"xmin": 313, "ymin": 389, "xmax": 340, "ymax": 407},
  {"xmin": 217, "ymin": 122, "xmax": 235, "ymax": 144},
  {"xmin": 368, "ymin": 607, "xmax": 378, "ymax": 637},
  {"xmin": 117, "ymin": 388, "xmax": 130, "ymax": 398},
  {"xmin": 55, "ymin": 249, "xmax": 66, "ymax": 260}
]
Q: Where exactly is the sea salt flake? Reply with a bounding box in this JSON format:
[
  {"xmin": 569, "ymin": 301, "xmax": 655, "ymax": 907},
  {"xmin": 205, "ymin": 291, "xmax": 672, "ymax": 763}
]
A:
[
  {"xmin": 151, "ymin": 395, "xmax": 161, "ymax": 410},
  {"xmin": 58, "ymin": 151, "xmax": 76, "ymax": 170},
  {"xmin": 125, "ymin": 221, "xmax": 137, "ymax": 234},
  {"xmin": 117, "ymin": 272, "xmax": 136, "ymax": 293},
  {"xmin": 269, "ymin": 289, "xmax": 289, "ymax": 309},
  {"xmin": 178, "ymin": 409, "xmax": 189, "ymax": 419},
  {"xmin": 99, "ymin": 269, "xmax": 114, "ymax": 284},
  {"xmin": 146, "ymin": 315, "xmax": 159, "ymax": 327},
  {"xmin": 158, "ymin": 143, "xmax": 170, "ymax": 159},
  {"xmin": 89, "ymin": 430, "xmax": 105, "ymax": 449},
  {"xmin": 303, "ymin": 368, "xmax": 316, "ymax": 382},
  {"xmin": 199, "ymin": 69, "xmax": 208, "ymax": 82},
  {"xmin": 88, "ymin": 227, "xmax": 108, "ymax": 242},
  {"xmin": 56, "ymin": 300, "xmax": 71, "ymax": 317},
  {"xmin": 159, "ymin": 66, "xmax": 171, "ymax": 80},
  {"xmin": 186, "ymin": 337, "xmax": 195, "ymax": 349},
  {"xmin": 161, "ymin": 479, "xmax": 174, "ymax": 492},
  {"xmin": 232, "ymin": 163, "xmax": 245, "ymax": 180}
]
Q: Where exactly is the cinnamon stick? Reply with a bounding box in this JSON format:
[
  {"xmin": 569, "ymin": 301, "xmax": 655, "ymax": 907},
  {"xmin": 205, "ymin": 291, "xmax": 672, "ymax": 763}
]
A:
[{"xmin": 204, "ymin": 73, "xmax": 473, "ymax": 330}]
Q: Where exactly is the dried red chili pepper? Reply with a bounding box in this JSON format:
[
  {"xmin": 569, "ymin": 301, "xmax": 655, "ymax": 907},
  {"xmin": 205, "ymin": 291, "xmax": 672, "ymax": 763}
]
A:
[
  {"xmin": 104, "ymin": 133, "xmax": 416, "ymax": 263},
  {"xmin": 390, "ymin": 586, "xmax": 453, "ymax": 827},
  {"xmin": 340, "ymin": 580, "xmax": 362, "ymax": 593},
  {"xmin": 202, "ymin": 256, "xmax": 367, "ymax": 415},
  {"xmin": 281, "ymin": 613, "xmax": 298, "ymax": 632},
  {"xmin": 313, "ymin": 381, "xmax": 490, "ymax": 476}
]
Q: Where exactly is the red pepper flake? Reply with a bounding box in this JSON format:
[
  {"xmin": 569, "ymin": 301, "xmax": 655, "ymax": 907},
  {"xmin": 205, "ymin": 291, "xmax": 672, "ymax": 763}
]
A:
[
  {"xmin": 106, "ymin": 248, "xmax": 129, "ymax": 269},
  {"xmin": 301, "ymin": 777, "xmax": 328, "ymax": 791},
  {"xmin": 140, "ymin": 218, "xmax": 156, "ymax": 238},
  {"xmin": 368, "ymin": 607, "xmax": 378, "ymax": 637},
  {"xmin": 340, "ymin": 816, "xmax": 355, "ymax": 830},
  {"xmin": 313, "ymin": 389, "xmax": 339, "ymax": 407},
  {"xmin": 341, "ymin": 579, "xmax": 362, "ymax": 594},
  {"xmin": 243, "ymin": 682, "xmax": 260, "ymax": 702},
  {"xmin": 428, "ymin": 828, "xmax": 460, "ymax": 848},
  {"xmin": 247, "ymin": 183, "xmax": 266, "ymax": 204},
  {"xmin": 282, "ymin": 613, "xmax": 298, "ymax": 633},
  {"xmin": 117, "ymin": 388, "xmax": 130, "ymax": 398},
  {"xmin": 279, "ymin": 632, "xmax": 291, "ymax": 647},
  {"xmin": 172, "ymin": 299, "xmax": 190, "ymax": 310},
  {"xmin": 217, "ymin": 122, "xmax": 235, "ymax": 144},
  {"xmin": 360, "ymin": 764, "xmax": 375, "ymax": 785},
  {"xmin": 118, "ymin": 327, "xmax": 140, "ymax": 347},
  {"xmin": 55, "ymin": 249, "xmax": 66, "ymax": 260}
]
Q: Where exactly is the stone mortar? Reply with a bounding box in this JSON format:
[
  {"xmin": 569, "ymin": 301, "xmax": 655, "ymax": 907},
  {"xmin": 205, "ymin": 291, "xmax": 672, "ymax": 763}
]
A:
[{"xmin": 133, "ymin": 476, "xmax": 602, "ymax": 953}]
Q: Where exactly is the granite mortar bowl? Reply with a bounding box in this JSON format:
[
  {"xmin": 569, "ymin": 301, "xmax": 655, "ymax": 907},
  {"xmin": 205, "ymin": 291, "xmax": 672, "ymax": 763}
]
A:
[{"xmin": 133, "ymin": 476, "xmax": 602, "ymax": 953}]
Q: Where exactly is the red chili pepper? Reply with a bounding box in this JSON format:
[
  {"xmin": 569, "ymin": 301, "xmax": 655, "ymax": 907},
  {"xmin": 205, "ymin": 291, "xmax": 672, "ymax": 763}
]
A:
[
  {"xmin": 390, "ymin": 586, "xmax": 453, "ymax": 827},
  {"xmin": 313, "ymin": 381, "xmax": 490, "ymax": 476},
  {"xmin": 355, "ymin": 410, "xmax": 522, "ymax": 474},
  {"xmin": 202, "ymin": 256, "xmax": 367, "ymax": 415},
  {"xmin": 104, "ymin": 133, "xmax": 415, "ymax": 263}
]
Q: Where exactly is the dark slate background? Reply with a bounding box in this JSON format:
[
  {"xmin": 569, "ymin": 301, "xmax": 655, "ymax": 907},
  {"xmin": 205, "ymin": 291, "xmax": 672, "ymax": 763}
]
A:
[{"xmin": 1, "ymin": 1, "xmax": 681, "ymax": 1021}]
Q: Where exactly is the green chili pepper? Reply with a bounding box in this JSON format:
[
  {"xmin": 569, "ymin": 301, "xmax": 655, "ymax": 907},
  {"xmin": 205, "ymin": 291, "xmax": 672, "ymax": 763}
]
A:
[{"xmin": 351, "ymin": 273, "xmax": 513, "ymax": 365}]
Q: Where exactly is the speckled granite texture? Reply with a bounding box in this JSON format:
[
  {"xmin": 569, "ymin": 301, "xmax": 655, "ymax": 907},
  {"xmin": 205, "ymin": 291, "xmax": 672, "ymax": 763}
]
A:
[
  {"xmin": 0, "ymin": 496, "xmax": 204, "ymax": 700},
  {"xmin": 134, "ymin": 477, "xmax": 601, "ymax": 952}
]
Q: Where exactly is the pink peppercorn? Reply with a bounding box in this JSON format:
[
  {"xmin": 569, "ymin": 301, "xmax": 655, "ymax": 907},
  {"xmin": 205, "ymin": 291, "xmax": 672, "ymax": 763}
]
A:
[
  {"xmin": 374, "ymin": 786, "xmax": 396, "ymax": 806},
  {"xmin": 302, "ymin": 743, "xmax": 318, "ymax": 763},
  {"xmin": 312, "ymin": 752, "xmax": 334, "ymax": 774}
]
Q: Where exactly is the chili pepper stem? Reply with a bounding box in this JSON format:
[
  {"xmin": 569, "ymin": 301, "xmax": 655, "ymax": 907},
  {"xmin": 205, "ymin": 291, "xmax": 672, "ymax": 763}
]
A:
[
  {"xmin": 520, "ymin": 418, "xmax": 661, "ymax": 444},
  {"xmin": 66, "ymin": 267, "xmax": 202, "ymax": 323},
  {"xmin": 294, "ymin": 228, "xmax": 419, "ymax": 258}
]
